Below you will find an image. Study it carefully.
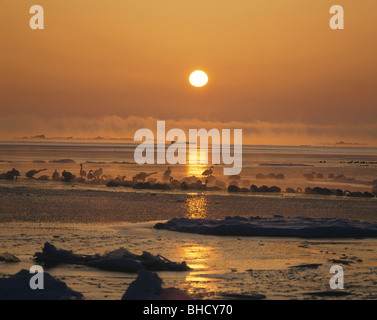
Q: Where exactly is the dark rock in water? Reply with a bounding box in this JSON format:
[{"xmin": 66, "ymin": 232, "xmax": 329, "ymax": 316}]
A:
[
  {"xmin": 275, "ymin": 174, "xmax": 285, "ymax": 180},
  {"xmin": 362, "ymin": 191, "xmax": 375, "ymax": 198},
  {"xmin": 258, "ymin": 185, "xmax": 269, "ymax": 192},
  {"xmin": 34, "ymin": 242, "xmax": 190, "ymax": 272},
  {"xmin": 133, "ymin": 182, "xmax": 152, "ymax": 189},
  {"xmin": 228, "ymin": 185, "xmax": 240, "ymax": 192},
  {"xmin": 240, "ymin": 187, "xmax": 250, "ymax": 193},
  {"xmin": 250, "ymin": 185, "xmax": 281, "ymax": 193},
  {"xmin": 306, "ymin": 187, "xmax": 336, "ymax": 196},
  {"xmin": 311, "ymin": 187, "xmax": 333, "ymax": 195},
  {"xmin": 122, "ymin": 270, "xmax": 192, "ymax": 300},
  {"xmin": 335, "ymin": 189, "xmax": 344, "ymax": 196},
  {"xmin": 303, "ymin": 173, "xmax": 315, "ymax": 180},
  {"xmin": 334, "ymin": 174, "xmax": 346, "ymax": 180},
  {"xmin": 106, "ymin": 180, "xmax": 123, "ymax": 187},
  {"xmin": 347, "ymin": 191, "xmax": 363, "ymax": 198},
  {"xmin": 0, "ymin": 252, "xmax": 20, "ymax": 263},
  {"xmin": 286, "ymin": 187, "xmax": 296, "ymax": 193},
  {"xmin": 0, "ymin": 269, "xmax": 83, "ymax": 300},
  {"xmin": 269, "ymin": 186, "xmax": 281, "ymax": 193},
  {"xmin": 151, "ymin": 183, "xmax": 171, "ymax": 190},
  {"xmin": 305, "ymin": 187, "xmax": 312, "ymax": 194}
]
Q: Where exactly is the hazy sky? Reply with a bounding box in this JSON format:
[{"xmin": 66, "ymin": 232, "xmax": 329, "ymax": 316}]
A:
[{"xmin": 1, "ymin": 1, "xmax": 377, "ymax": 145}]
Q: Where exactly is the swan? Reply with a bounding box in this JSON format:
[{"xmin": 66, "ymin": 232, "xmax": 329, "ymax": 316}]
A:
[
  {"xmin": 181, "ymin": 180, "xmax": 203, "ymax": 190},
  {"xmin": 52, "ymin": 170, "xmax": 60, "ymax": 181},
  {"xmin": 107, "ymin": 176, "xmax": 126, "ymax": 187},
  {"xmin": 0, "ymin": 168, "xmax": 20, "ymax": 180},
  {"xmin": 133, "ymin": 172, "xmax": 157, "ymax": 182},
  {"xmin": 115, "ymin": 175, "xmax": 126, "ymax": 183},
  {"xmin": 93, "ymin": 168, "xmax": 103, "ymax": 178},
  {"xmin": 26, "ymin": 168, "xmax": 47, "ymax": 179},
  {"xmin": 205, "ymin": 175, "xmax": 217, "ymax": 184},
  {"xmin": 62, "ymin": 170, "xmax": 76, "ymax": 181},
  {"xmin": 163, "ymin": 167, "xmax": 172, "ymax": 180},
  {"xmin": 201, "ymin": 166, "xmax": 214, "ymax": 176},
  {"xmin": 95, "ymin": 175, "xmax": 108, "ymax": 184},
  {"xmin": 36, "ymin": 175, "xmax": 49, "ymax": 181},
  {"xmin": 169, "ymin": 177, "xmax": 181, "ymax": 189},
  {"xmin": 87, "ymin": 170, "xmax": 95, "ymax": 180},
  {"xmin": 182, "ymin": 176, "xmax": 199, "ymax": 184},
  {"xmin": 11, "ymin": 168, "xmax": 20, "ymax": 179},
  {"xmin": 147, "ymin": 177, "xmax": 158, "ymax": 184},
  {"xmin": 80, "ymin": 163, "xmax": 87, "ymax": 178}
]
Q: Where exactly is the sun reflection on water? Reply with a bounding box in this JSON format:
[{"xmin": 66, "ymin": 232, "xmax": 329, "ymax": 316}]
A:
[
  {"xmin": 186, "ymin": 145, "xmax": 209, "ymax": 177},
  {"xmin": 185, "ymin": 195, "xmax": 208, "ymax": 219},
  {"xmin": 178, "ymin": 244, "xmax": 221, "ymax": 297}
]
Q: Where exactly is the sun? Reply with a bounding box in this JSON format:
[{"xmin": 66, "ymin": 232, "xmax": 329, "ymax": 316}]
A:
[{"xmin": 189, "ymin": 70, "xmax": 208, "ymax": 87}]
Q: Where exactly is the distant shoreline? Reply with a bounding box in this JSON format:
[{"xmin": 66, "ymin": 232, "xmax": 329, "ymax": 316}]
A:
[{"xmin": 0, "ymin": 140, "xmax": 374, "ymax": 149}]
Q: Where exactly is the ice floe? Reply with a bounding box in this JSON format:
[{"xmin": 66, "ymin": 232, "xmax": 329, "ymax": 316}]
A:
[
  {"xmin": 154, "ymin": 215, "xmax": 377, "ymax": 238},
  {"xmin": 34, "ymin": 242, "xmax": 190, "ymax": 272}
]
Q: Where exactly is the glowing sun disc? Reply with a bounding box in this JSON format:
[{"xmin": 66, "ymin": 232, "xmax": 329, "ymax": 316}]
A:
[{"xmin": 189, "ymin": 70, "xmax": 208, "ymax": 87}]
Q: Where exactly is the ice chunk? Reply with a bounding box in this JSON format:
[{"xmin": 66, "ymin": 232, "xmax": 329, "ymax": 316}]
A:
[
  {"xmin": 122, "ymin": 270, "xmax": 192, "ymax": 300},
  {"xmin": 34, "ymin": 242, "xmax": 191, "ymax": 272}
]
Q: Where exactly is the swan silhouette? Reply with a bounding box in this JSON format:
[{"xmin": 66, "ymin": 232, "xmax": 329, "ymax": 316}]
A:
[
  {"xmin": 163, "ymin": 167, "xmax": 172, "ymax": 180},
  {"xmin": 36, "ymin": 175, "xmax": 49, "ymax": 181},
  {"xmin": 80, "ymin": 163, "xmax": 87, "ymax": 178},
  {"xmin": 87, "ymin": 170, "xmax": 95, "ymax": 180},
  {"xmin": 26, "ymin": 169, "xmax": 47, "ymax": 179},
  {"xmin": 52, "ymin": 170, "xmax": 60, "ymax": 181},
  {"xmin": 201, "ymin": 166, "xmax": 214, "ymax": 176},
  {"xmin": 62, "ymin": 170, "xmax": 76, "ymax": 181},
  {"xmin": 0, "ymin": 168, "xmax": 20, "ymax": 180},
  {"xmin": 133, "ymin": 172, "xmax": 157, "ymax": 182},
  {"xmin": 93, "ymin": 168, "xmax": 103, "ymax": 178},
  {"xmin": 169, "ymin": 177, "xmax": 181, "ymax": 189}
]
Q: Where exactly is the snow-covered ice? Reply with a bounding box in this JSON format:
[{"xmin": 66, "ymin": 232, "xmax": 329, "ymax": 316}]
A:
[
  {"xmin": 154, "ymin": 215, "xmax": 377, "ymax": 238},
  {"xmin": 34, "ymin": 242, "xmax": 191, "ymax": 272}
]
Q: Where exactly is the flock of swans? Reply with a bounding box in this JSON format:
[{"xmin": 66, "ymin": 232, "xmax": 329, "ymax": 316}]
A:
[{"xmin": 1, "ymin": 164, "xmax": 376, "ymax": 197}]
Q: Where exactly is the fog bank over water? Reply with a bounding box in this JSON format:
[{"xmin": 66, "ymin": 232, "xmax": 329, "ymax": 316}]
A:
[{"xmin": 1, "ymin": 115, "xmax": 377, "ymax": 146}]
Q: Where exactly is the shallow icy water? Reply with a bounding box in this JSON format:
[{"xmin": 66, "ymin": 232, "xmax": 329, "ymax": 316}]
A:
[{"xmin": 1, "ymin": 221, "xmax": 377, "ymax": 300}]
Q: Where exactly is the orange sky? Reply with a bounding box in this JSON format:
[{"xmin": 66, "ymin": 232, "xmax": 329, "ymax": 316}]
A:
[{"xmin": 1, "ymin": 1, "xmax": 377, "ymax": 145}]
